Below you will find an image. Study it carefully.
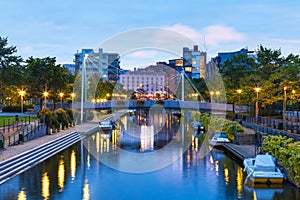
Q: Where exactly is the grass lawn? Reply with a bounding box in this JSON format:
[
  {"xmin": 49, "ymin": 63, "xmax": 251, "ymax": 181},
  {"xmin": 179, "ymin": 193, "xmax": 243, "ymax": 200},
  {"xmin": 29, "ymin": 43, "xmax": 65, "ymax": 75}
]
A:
[{"xmin": 0, "ymin": 116, "xmax": 38, "ymax": 126}]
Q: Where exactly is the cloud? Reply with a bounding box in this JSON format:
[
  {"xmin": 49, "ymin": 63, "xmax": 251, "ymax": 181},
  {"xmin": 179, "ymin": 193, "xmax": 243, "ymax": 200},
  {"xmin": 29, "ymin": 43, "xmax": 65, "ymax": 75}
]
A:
[
  {"xmin": 19, "ymin": 46, "xmax": 34, "ymax": 54},
  {"xmin": 203, "ymin": 25, "xmax": 246, "ymax": 46},
  {"xmin": 166, "ymin": 24, "xmax": 246, "ymax": 47},
  {"xmin": 269, "ymin": 38, "xmax": 300, "ymax": 44}
]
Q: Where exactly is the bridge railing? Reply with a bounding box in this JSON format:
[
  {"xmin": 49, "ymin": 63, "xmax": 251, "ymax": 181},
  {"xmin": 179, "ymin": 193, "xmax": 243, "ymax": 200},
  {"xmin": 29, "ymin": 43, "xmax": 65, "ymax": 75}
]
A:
[{"xmin": 72, "ymin": 100, "xmax": 234, "ymax": 112}]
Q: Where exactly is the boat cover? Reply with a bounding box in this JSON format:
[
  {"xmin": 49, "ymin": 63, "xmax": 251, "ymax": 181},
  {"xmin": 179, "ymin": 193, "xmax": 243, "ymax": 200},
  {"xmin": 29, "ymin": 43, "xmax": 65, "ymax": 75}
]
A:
[{"xmin": 254, "ymin": 154, "xmax": 276, "ymax": 172}]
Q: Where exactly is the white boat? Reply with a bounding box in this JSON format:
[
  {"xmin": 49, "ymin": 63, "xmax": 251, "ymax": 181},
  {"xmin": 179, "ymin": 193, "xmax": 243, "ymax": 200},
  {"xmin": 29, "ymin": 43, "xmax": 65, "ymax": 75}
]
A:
[
  {"xmin": 99, "ymin": 120, "xmax": 115, "ymax": 131},
  {"xmin": 209, "ymin": 132, "xmax": 230, "ymax": 146},
  {"xmin": 243, "ymin": 154, "xmax": 284, "ymax": 185}
]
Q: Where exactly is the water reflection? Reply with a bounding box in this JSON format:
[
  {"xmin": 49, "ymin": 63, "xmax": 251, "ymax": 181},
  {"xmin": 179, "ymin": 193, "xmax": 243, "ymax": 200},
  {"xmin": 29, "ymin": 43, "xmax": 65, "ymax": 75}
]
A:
[
  {"xmin": 41, "ymin": 172, "xmax": 50, "ymax": 200},
  {"xmin": 237, "ymin": 166, "xmax": 243, "ymax": 198},
  {"xmin": 224, "ymin": 167, "xmax": 229, "ymax": 185},
  {"xmin": 70, "ymin": 150, "xmax": 76, "ymax": 181},
  {"xmin": 17, "ymin": 189, "xmax": 27, "ymax": 200},
  {"xmin": 1, "ymin": 110, "xmax": 300, "ymax": 199},
  {"xmin": 140, "ymin": 125, "xmax": 154, "ymax": 152},
  {"xmin": 82, "ymin": 178, "xmax": 90, "ymax": 200},
  {"xmin": 57, "ymin": 156, "xmax": 65, "ymax": 192}
]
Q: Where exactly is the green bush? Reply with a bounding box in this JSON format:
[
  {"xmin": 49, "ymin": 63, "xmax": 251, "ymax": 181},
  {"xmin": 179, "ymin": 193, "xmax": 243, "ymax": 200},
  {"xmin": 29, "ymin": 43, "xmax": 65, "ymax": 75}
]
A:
[
  {"xmin": 54, "ymin": 108, "xmax": 69, "ymax": 129},
  {"xmin": 38, "ymin": 108, "xmax": 56, "ymax": 127},
  {"xmin": 262, "ymin": 135, "xmax": 300, "ymax": 186},
  {"xmin": 191, "ymin": 111, "xmax": 245, "ymax": 141}
]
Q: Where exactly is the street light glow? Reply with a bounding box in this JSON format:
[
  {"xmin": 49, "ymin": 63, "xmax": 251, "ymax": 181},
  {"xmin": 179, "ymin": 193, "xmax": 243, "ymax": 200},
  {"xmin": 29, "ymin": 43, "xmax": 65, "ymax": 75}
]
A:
[
  {"xmin": 19, "ymin": 90, "xmax": 26, "ymax": 97},
  {"xmin": 236, "ymin": 89, "xmax": 242, "ymax": 94},
  {"xmin": 255, "ymin": 87, "xmax": 261, "ymax": 93},
  {"xmin": 43, "ymin": 91, "xmax": 49, "ymax": 98},
  {"xmin": 59, "ymin": 92, "xmax": 64, "ymax": 98}
]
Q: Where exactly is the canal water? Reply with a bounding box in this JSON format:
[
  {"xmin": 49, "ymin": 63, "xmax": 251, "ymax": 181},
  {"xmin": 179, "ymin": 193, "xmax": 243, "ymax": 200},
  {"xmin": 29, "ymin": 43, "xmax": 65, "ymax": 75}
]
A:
[{"xmin": 0, "ymin": 110, "xmax": 299, "ymax": 200}]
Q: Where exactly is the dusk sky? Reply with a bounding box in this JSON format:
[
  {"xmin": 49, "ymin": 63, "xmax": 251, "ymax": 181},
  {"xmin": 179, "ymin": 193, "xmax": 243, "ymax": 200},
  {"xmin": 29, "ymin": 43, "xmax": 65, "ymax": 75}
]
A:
[{"xmin": 1, "ymin": 0, "xmax": 300, "ymax": 68}]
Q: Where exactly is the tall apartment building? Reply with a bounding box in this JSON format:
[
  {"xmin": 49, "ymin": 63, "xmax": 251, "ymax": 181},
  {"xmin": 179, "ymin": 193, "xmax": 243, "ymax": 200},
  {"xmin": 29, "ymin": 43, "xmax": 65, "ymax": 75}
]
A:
[
  {"xmin": 183, "ymin": 45, "xmax": 206, "ymax": 79},
  {"xmin": 168, "ymin": 45, "xmax": 206, "ymax": 79},
  {"xmin": 74, "ymin": 48, "xmax": 120, "ymax": 81}
]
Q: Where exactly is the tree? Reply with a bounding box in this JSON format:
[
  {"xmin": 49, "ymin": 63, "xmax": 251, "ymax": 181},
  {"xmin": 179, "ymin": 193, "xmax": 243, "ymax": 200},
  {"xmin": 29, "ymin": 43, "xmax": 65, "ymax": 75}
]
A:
[
  {"xmin": 24, "ymin": 57, "xmax": 73, "ymax": 109},
  {"xmin": 0, "ymin": 37, "xmax": 24, "ymax": 103}
]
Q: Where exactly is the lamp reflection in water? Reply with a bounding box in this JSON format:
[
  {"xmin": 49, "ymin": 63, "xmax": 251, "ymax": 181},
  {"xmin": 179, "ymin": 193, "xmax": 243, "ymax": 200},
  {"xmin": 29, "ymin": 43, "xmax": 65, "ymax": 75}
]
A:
[
  {"xmin": 224, "ymin": 167, "xmax": 229, "ymax": 185},
  {"xmin": 82, "ymin": 178, "xmax": 90, "ymax": 200},
  {"xmin": 236, "ymin": 166, "xmax": 243, "ymax": 198},
  {"xmin": 70, "ymin": 150, "xmax": 76, "ymax": 181},
  {"xmin": 58, "ymin": 156, "xmax": 65, "ymax": 192},
  {"xmin": 215, "ymin": 161, "xmax": 219, "ymax": 176},
  {"xmin": 17, "ymin": 189, "xmax": 27, "ymax": 200},
  {"xmin": 41, "ymin": 172, "xmax": 50, "ymax": 200}
]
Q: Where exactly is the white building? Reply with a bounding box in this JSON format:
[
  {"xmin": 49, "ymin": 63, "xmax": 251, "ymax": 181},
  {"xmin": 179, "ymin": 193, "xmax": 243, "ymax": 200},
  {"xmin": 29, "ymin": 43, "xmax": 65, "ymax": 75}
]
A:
[{"xmin": 120, "ymin": 71, "xmax": 166, "ymax": 95}]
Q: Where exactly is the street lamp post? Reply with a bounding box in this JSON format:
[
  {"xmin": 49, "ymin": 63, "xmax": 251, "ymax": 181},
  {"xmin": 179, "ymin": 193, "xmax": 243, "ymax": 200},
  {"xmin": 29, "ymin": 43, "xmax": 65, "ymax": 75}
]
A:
[
  {"xmin": 19, "ymin": 90, "xmax": 26, "ymax": 113},
  {"xmin": 255, "ymin": 87, "xmax": 261, "ymax": 124},
  {"xmin": 43, "ymin": 91, "xmax": 49, "ymax": 134},
  {"xmin": 292, "ymin": 90, "xmax": 296, "ymax": 119},
  {"xmin": 237, "ymin": 89, "xmax": 242, "ymax": 117},
  {"xmin": 283, "ymin": 86, "xmax": 287, "ymax": 124},
  {"xmin": 59, "ymin": 92, "xmax": 64, "ymax": 108},
  {"xmin": 209, "ymin": 91, "xmax": 214, "ymax": 103}
]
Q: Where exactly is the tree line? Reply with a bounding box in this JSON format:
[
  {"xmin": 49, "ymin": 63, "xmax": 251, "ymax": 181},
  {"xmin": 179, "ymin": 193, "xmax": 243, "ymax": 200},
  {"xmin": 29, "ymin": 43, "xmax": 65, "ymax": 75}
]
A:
[
  {"xmin": 193, "ymin": 45, "xmax": 300, "ymax": 115},
  {"xmin": 0, "ymin": 36, "xmax": 75, "ymax": 109},
  {"xmin": 1, "ymin": 35, "xmax": 299, "ymax": 115}
]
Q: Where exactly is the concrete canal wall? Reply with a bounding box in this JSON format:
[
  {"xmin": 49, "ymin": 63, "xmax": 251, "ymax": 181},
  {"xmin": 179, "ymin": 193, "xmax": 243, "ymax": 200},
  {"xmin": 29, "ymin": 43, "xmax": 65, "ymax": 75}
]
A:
[{"xmin": 0, "ymin": 131, "xmax": 84, "ymax": 185}]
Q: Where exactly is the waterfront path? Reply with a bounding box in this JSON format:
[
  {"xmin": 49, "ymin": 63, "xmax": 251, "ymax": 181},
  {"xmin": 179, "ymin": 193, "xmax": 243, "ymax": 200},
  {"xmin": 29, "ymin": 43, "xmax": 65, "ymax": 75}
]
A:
[
  {"xmin": 0, "ymin": 127, "xmax": 77, "ymax": 162},
  {"xmin": 224, "ymin": 143, "xmax": 256, "ymax": 160}
]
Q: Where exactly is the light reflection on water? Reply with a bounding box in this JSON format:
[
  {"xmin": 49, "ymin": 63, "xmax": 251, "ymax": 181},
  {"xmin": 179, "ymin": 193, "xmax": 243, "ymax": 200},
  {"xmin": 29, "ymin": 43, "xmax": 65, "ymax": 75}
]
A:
[
  {"xmin": 0, "ymin": 111, "xmax": 299, "ymax": 200},
  {"xmin": 41, "ymin": 172, "xmax": 50, "ymax": 200}
]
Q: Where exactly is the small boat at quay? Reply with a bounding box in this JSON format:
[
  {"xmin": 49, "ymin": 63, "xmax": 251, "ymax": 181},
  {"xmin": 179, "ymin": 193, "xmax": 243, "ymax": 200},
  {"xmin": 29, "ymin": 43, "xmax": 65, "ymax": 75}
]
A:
[
  {"xmin": 243, "ymin": 154, "xmax": 284, "ymax": 185},
  {"xmin": 209, "ymin": 132, "xmax": 230, "ymax": 147},
  {"xmin": 99, "ymin": 120, "xmax": 115, "ymax": 131}
]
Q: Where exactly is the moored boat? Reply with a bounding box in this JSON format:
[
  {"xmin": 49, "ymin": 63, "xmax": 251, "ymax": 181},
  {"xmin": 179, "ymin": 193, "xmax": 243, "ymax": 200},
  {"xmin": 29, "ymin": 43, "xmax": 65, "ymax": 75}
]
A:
[
  {"xmin": 243, "ymin": 154, "xmax": 284, "ymax": 185},
  {"xmin": 209, "ymin": 132, "xmax": 230, "ymax": 147},
  {"xmin": 99, "ymin": 120, "xmax": 115, "ymax": 131}
]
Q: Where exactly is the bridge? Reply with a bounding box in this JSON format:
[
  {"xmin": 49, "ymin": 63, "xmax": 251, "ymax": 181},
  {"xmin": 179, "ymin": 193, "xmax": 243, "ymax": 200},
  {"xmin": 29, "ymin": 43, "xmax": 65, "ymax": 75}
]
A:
[{"xmin": 73, "ymin": 100, "xmax": 237, "ymax": 112}]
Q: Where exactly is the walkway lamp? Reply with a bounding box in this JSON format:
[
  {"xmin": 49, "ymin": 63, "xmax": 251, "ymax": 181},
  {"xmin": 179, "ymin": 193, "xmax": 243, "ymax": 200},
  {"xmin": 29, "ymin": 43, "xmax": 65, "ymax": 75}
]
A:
[
  {"xmin": 209, "ymin": 91, "xmax": 214, "ymax": 102},
  {"xmin": 59, "ymin": 92, "xmax": 64, "ymax": 108},
  {"xmin": 283, "ymin": 86, "xmax": 288, "ymax": 123},
  {"xmin": 19, "ymin": 90, "xmax": 26, "ymax": 113},
  {"xmin": 254, "ymin": 87, "xmax": 261, "ymax": 124},
  {"xmin": 236, "ymin": 89, "xmax": 242, "ymax": 116},
  {"xmin": 292, "ymin": 90, "xmax": 296, "ymax": 117},
  {"xmin": 71, "ymin": 93, "xmax": 76, "ymax": 100},
  {"xmin": 43, "ymin": 91, "xmax": 49, "ymax": 110},
  {"xmin": 43, "ymin": 91, "xmax": 49, "ymax": 134}
]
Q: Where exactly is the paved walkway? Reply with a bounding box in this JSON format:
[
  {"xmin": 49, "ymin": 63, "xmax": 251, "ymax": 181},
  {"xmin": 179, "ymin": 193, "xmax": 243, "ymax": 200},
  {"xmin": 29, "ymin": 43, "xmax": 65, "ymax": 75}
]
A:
[
  {"xmin": 0, "ymin": 112, "xmax": 116, "ymax": 163},
  {"xmin": 0, "ymin": 127, "xmax": 77, "ymax": 162}
]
